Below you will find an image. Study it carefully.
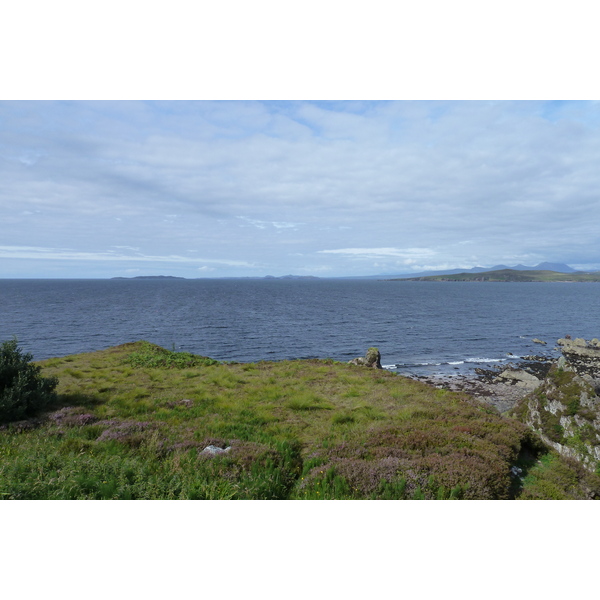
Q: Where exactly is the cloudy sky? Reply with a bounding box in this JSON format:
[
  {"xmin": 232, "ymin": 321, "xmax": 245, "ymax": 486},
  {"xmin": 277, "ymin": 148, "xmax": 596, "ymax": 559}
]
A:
[{"xmin": 2, "ymin": 100, "xmax": 600, "ymax": 278}]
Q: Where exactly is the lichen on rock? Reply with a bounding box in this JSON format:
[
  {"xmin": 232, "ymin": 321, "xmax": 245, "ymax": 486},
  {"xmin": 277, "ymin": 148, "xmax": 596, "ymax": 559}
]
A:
[
  {"xmin": 511, "ymin": 345, "xmax": 600, "ymax": 471},
  {"xmin": 348, "ymin": 347, "xmax": 382, "ymax": 369}
]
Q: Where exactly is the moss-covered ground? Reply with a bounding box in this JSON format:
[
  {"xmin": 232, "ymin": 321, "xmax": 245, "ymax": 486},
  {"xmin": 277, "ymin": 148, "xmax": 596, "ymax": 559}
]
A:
[{"xmin": 2, "ymin": 341, "xmax": 598, "ymax": 499}]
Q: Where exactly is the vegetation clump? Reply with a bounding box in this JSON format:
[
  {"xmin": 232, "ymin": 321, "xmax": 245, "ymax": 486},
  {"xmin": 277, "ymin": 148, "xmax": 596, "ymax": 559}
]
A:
[
  {"xmin": 125, "ymin": 341, "xmax": 219, "ymax": 369},
  {"xmin": 518, "ymin": 453, "xmax": 600, "ymax": 500},
  {"xmin": 0, "ymin": 339, "xmax": 58, "ymax": 425}
]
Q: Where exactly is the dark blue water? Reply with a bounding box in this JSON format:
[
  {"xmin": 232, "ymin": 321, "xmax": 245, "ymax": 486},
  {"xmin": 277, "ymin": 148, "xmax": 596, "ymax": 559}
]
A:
[{"xmin": 1, "ymin": 279, "xmax": 599, "ymax": 377}]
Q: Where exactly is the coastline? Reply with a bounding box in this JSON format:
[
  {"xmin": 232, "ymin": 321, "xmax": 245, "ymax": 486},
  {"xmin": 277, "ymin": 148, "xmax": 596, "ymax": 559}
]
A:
[
  {"xmin": 414, "ymin": 372, "xmax": 531, "ymax": 413},
  {"xmin": 409, "ymin": 357, "xmax": 554, "ymax": 414}
]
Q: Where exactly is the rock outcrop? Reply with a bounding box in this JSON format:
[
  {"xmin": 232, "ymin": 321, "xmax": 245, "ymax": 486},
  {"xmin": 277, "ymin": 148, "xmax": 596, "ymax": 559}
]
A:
[
  {"xmin": 556, "ymin": 337, "xmax": 600, "ymax": 379},
  {"xmin": 511, "ymin": 338, "xmax": 600, "ymax": 471},
  {"xmin": 496, "ymin": 368, "xmax": 542, "ymax": 390},
  {"xmin": 348, "ymin": 347, "xmax": 382, "ymax": 369}
]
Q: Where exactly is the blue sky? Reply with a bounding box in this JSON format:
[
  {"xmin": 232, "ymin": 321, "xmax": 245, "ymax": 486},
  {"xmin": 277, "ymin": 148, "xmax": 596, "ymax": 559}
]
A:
[{"xmin": 3, "ymin": 100, "xmax": 600, "ymax": 278}]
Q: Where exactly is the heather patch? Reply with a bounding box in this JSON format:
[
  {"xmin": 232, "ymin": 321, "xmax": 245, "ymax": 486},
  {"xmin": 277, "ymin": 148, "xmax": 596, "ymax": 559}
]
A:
[
  {"xmin": 0, "ymin": 417, "xmax": 45, "ymax": 433},
  {"xmin": 166, "ymin": 440, "xmax": 204, "ymax": 453},
  {"xmin": 297, "ymin": 443, "xmax": 512, "ymax": 500},
  {"xmin": 48, "ymin": 406, "xmax": 98, "ymax": 427},
  {"xmin": 297, "ymin": 457, "xmax": 409, "ymax": 499},
  {"xmin": 95, "ymin": 419, "xmax": 159, "ymax": 443}
]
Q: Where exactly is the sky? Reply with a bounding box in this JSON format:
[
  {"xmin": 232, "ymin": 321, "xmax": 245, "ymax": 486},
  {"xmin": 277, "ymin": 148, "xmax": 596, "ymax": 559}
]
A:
[{"xmin": 2, "ymin": 100, "xmax": 600, "ymax": 278}]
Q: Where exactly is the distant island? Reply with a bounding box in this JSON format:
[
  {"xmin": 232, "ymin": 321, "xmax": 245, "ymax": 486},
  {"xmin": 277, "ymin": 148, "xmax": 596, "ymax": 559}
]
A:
[
  {"xmin": 110, "ymin": 275, "xmax": 321, "ymax": 281},
  {"xmin": 111, "ymin": 275, "xmax": 186, "ymax": 280},
  {"xmin": 389, "ymin": 269, "xmax": 600, "ymax": 282},
  {"xmin": 263, "ymin": 275, "xmax": 320, "ymax": 280}
]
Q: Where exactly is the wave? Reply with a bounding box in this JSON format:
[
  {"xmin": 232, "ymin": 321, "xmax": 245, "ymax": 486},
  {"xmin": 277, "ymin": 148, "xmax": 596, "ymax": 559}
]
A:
[
  {"xmin": 393, "ymin": 361, "xmax": 442, "ymax": 368},
  {"xmin": 465, "ymin": 357, "xmax": 506, "ymax": 363},
  {"xmin": 389, "ymin": 357, "xmax": 508, "ymax": 370}
]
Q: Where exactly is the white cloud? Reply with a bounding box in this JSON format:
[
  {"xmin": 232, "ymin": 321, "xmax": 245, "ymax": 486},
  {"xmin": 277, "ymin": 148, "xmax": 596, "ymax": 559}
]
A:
[
  {"xmin": 3, "ymin": 101, "xmax": 600, "ymax": 277},
  {"xmin": 318, "ymin": 247, "xmax": 436, "ymax": 259},
  {"xmin": 237, "ymin": 216, "xmax": 303, "ymax": 230},
  {"xmin": 112, "ymin": 245, "xmax": 141, "ymax": 252},
  {"xmin": 0, "ymin": 245, "xmax": 256, "ymax": 268}
]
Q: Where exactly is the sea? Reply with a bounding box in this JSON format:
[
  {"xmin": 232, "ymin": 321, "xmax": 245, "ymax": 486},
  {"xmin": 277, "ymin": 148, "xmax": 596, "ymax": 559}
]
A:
[{"xmin": 1, "ymin": 278, "xmax": 600, "ymax": 378}]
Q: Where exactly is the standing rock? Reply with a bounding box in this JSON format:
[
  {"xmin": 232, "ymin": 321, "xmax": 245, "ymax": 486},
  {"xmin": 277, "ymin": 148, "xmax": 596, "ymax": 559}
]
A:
[{"xmin": 348, "ymin": 347, "xmax": 382, "ymax": 369}]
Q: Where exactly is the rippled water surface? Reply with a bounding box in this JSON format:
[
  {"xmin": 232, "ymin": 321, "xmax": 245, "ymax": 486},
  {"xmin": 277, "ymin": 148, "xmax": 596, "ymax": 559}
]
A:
[{"xmin": 2, "ymin": 278, "xmax": 600, "ymax": 377}]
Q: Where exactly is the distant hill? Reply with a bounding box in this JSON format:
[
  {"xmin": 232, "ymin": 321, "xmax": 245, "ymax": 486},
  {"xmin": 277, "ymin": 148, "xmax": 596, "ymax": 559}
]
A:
[
  {"xmin": 391, "ymin": 269, "xmax": 600, "ymax": 282},
  {"xmin": 264, "ymin": 275, "xmax": 320, "ymax": 280},
  {"xmin": 346, "ymin": 262, "xmax": 578, "ymax": 280},
  {"xmin": 519, "ymin": 262, "xmax": 576, "ymax": 273},
  {"xmin": 377, "ymin": 262, "xmax": 576, "ymax": 279}
]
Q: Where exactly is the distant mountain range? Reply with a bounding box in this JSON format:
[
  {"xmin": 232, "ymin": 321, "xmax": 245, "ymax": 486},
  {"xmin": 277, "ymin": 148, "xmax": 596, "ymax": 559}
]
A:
[
  {"xmin": 108, "ymin": 264, "xmax": 595, "ymax": 282},
  {"xmin": 387, "ymin": 262, "xmax": 577, "ymax": 279}
]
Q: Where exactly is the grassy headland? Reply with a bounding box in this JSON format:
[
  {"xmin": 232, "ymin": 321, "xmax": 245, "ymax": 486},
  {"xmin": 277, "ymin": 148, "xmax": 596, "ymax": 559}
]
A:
[
  {"xmin": 391, "ymin": 269, "xmax": 600, "ymax": 282},
  {"xmin": 1, "ymin": 341, "xmax": 598, "ymax": 499}
]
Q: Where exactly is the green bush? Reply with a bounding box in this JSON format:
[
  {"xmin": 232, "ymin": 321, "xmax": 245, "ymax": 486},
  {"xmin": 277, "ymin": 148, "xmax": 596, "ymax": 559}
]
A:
[{"xmin": 0, "ymin": 339, "xmax": 58, "ymax": 424}]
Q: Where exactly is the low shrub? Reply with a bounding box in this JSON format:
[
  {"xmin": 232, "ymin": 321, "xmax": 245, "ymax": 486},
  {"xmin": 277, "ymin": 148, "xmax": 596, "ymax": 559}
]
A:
[{"xmin": 0, "ymin": 339, "xmax": 58, "ymax": 424}]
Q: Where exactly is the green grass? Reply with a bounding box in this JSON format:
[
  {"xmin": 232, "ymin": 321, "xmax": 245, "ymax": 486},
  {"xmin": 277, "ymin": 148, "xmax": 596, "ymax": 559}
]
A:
[
  {"xmin": 125, "ymin": 341, "xmax": 219, "ymax": 369},
  {"xmin": 518, "ymin": 453, "xmax": 600, "ymax": 499},
  {"xmin": 1, "ymin": 341, "xmax": 598, "ymax": 500}
]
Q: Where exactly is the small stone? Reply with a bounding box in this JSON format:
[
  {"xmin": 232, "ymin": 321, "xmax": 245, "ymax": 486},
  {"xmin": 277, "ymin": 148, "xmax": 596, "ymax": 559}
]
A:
[{"xmin": 201, "ymin": 445, "xmax": 231, "ymax": 455}]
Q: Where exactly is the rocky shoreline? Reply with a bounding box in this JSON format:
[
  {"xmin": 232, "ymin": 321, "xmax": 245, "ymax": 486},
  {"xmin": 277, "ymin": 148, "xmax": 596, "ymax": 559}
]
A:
[
  {"xmin": 433, "ymin": 339, "xmax": 600, "ymax": 413},
  {"xmin": 414, "ymin": 358, "xmax": 554, "ymax": 413},
  {"xmin": 415, "ymin": 370, "xmax": 540, "ymax": 414},
  {"xmin": 402, "ymin": 337, "xmax": 600, "ymax": 472},
  {"xmin": 347, "ymin": 346, "xmax": 557, "ymax": 413}
]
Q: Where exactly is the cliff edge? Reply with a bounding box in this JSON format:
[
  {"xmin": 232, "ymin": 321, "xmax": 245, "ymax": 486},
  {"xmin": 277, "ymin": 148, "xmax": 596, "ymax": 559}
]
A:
[{"xmin": 511, "ymin": 337, "xmax": 600, "ymax": 472}]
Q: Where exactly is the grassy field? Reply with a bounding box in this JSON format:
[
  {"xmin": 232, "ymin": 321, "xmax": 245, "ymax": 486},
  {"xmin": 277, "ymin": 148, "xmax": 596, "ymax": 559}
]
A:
[{"xmin": 2, "ymin": 341, "xmax": 599, "ymax": 499}]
